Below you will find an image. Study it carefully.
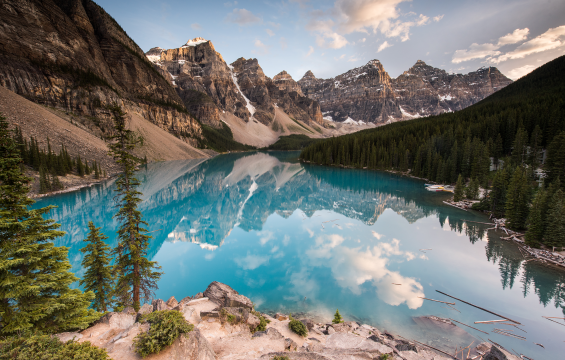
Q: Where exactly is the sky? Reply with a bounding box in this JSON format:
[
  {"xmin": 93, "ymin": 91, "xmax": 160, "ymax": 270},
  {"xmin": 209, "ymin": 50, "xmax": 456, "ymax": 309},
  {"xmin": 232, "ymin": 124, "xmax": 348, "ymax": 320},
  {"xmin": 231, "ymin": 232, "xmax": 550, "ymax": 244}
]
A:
[{"xmin": 95, "ymin": 0, "xmax": 565, "ymax": 81}]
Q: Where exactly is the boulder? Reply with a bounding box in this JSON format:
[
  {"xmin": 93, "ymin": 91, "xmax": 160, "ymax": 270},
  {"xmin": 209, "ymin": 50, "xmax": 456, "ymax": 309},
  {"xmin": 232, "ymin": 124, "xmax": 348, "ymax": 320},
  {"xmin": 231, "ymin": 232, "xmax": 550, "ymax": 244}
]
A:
[
  {"xmin": 179, "ymin": 296, "xmax": 193, "ymax": 306},
  {"xmin": 203, "ymin": 281, "xmax": 253, "ymax": 309},
  {"xmin": 275, "ymin": 313, "xmax": 289, "ymax": 321},
  {"xmin": 121, "ymin": 307, "xmax": 136, "ymax": 315},
  {"xmin": 152, "ymin": 299, "xmax": 170, "ymax": 312},
  {"xmin": 166, "ymin": 296, "xmax": 179, "ymax": 308},
  {"xmin": 201, "ymin": 311, "xmax": 220, "ymax": 319},
  {"xmin": 300, "ymin": 318, "xmax": 315, "ymax": 331},
  {"xmin": 222, "ymin": 306, "xmax": 250, "ymax": 323},
  {"xmin": 137, "ymin": 303, "xmax": 154, "ymax": 322},
  {"xmin": 252, "ymin": 327, "xmax": 284, "ymax": 340},
  {"xmin": 395, "ymin": 340, "xmax": 418, "ymax": 352},
  {"xmin": 194, "ymin": 292, "xmax": 204, "ymax": 299},
  {"xmin": 483, "ymin": 345, "xmax": 521, "ymax": 360},
  {"xmin": 284, "ymin": 337, "xmax": 298, "ymax": 351},
  {"xmin": 247, "ymin": 313, "xmax": 261, "ymax": 329},
  {"xmin": 96, "ymin": 312, "xmax": 136, "ymax": 330},
  {"xmin": 152, "ymin": 329, "xmax": 216, "ymax": 360},
  {"xmin": 327, "ymin": 326, "xmax": 336, "ymax": 335}
]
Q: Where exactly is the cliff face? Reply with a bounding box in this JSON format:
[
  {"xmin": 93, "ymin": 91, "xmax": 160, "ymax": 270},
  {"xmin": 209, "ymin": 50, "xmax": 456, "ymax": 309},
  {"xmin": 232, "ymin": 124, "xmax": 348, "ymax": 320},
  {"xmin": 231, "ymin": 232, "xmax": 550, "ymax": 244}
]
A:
[
  {"xmin": 298, "ymin": 60, "xmax": 513, "ymax": 124},
  {"xmin": 148, "ymin": 43, "xmax": 324, "ymax": 128},
  {"xmin": 0, "ymin": 0, "xmax": 202, "ymax": 143}
]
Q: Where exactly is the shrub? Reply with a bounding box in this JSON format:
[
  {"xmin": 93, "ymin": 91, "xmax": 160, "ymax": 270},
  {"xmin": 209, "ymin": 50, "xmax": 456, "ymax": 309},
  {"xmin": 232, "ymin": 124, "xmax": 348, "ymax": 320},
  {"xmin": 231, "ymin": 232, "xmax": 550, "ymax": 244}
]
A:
[
  {"xmin": 332, "ymin": 309, "xmax": 344, "ymax": 324},
  {"xmin": 227, "ymin": 314, "xmax": 236, "ymax": 324},
  {"xmin": 380, "ymin": 354, "xmax": 392, "ymax": 360},
  {"xmin": 0, "ymin": 334, "xmax": 109, "ymax": 359},
  {"xmin": 289, "ymin": 319, "xmax": 308, "ymax": 337},
  {"xmin": 254, "ymin": 313, "xmax": 270, "ymax": 332},
  {"xmin": 133, "ymin": 310, "xmax": 194, "ymax": 358},
  {"xmin": 272, "ymin": 356, "xmax": 290, "ymax": 360}
]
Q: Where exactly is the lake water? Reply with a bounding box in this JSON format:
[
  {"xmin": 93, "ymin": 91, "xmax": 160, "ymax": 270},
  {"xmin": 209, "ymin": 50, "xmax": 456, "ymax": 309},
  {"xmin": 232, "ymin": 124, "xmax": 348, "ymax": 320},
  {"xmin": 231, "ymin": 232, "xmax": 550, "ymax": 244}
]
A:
[{"xmin": 35, "ymin": 151, "xmax": 565, "ymax": 358}]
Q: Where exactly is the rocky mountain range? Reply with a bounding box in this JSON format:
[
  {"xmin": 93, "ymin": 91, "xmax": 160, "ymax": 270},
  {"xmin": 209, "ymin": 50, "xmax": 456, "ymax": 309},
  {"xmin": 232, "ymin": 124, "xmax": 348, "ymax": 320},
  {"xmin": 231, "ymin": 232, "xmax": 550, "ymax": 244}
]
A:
[{"xmin": 298, "ymin": 59, "xmax": 513, "ymax": 124}]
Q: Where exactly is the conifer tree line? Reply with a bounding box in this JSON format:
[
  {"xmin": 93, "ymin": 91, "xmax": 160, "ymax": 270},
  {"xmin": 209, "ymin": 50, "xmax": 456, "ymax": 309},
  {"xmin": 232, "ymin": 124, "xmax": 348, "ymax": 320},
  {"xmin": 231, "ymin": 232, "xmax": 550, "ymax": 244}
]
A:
[
  {"xmin": 12, "ymin": 127, "xmax": 105, "ymax": 193},
  {"xmin": 300, "ymin": 55, "xmax": 565, "ymax": 248},
  {"xmin": 0, "ymin": 105, "xmax": 160, "ymax": 337}
]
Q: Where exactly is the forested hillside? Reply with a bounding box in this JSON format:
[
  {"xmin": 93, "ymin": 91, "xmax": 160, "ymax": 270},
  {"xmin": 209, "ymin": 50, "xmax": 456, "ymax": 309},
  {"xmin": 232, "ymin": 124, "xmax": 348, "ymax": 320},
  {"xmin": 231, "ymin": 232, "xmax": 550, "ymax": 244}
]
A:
[{"xmin": 300, "ymin": 55, "xmax": 565, "ymax": 186}]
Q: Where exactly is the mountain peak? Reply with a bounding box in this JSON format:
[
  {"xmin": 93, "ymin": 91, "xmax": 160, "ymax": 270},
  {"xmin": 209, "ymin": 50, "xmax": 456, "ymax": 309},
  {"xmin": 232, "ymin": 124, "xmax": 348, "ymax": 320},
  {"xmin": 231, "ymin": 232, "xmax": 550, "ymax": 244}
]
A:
[
  {"xmin": 183, "ymin": 37, "xmax": 208, "ymax": 47},
  {"xmin": 303, "ymin": 70, "xmax": 316, "ymax": 78},
  {"xmin": 274, "ymin": 70, "xmax": 294, "ymax": 81},
  {"xmin": 367, "ymin": 59, "xmax": 382, "ymax": 67}
]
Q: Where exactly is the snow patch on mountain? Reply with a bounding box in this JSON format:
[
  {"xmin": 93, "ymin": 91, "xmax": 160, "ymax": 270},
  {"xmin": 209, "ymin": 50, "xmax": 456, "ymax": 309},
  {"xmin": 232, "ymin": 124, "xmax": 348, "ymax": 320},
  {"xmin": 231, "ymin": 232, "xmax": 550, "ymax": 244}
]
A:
[
  {"xmin": 227, "ymin": 63, "xmax": 256, "ymax": 119},
  {"xmin": 183, "ymin": 37, "xmax": 208, "ymax": 48},
  {"xmin": 399, "ymin": 106, "xmax": 421, "ymax": 119}
]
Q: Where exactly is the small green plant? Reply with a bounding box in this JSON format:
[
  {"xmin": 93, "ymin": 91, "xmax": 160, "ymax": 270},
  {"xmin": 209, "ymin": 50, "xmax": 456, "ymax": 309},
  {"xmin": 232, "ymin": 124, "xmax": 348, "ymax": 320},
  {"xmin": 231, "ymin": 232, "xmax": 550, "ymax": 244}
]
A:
[
  {"xmin": 332, "ymin": 309, "xmax": 344, "ymax": 324},
  {"xmin": 289, "ymin": 319, "xmax": 308, "ymax": 337},
  {"xmin": 0, "ymin": 334, "xmax": 110, "ymax": 359},
  {"xmin": 272, "ymin": 356, "xmax": 290, "ymax": 360},
  {"xmin": 133, "ymin": 310, "xmax": 194, "ymax": 358},
  {"xmin": 379, "ymin": 354, "xmax": 392, "ymax": 360},
  {"xmin": 227, "ymin": 314, "xmax": 236, "ymax": 324}
]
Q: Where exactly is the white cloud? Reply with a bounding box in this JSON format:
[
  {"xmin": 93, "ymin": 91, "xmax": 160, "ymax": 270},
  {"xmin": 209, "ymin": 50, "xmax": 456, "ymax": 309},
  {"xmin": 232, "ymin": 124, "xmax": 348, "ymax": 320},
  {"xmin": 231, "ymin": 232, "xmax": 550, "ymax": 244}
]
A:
[
  {"xmin": 234, "ymin": 252, "xmax": 270, "ymax": 270},
  {"xmin": 453, "ymin": 26, "xmax": 565, "ymax": 64},
  {"xmin": 305, "ymin": 235, "xmax": 425, "ymax": 308},
  {"xmin": 377, "ymin": 40, "xmax": 392, "ymax": 52},
  {"xmin": 191, "ymin": 23, "xmax": 202, "ymax": 30},
  {"xmin": 225, "ymin": 8, "xmax": 261, "ymax": 26},
  {"xmin": 497, "ymin": 28, "xmax": 529, "ymax": 46},
  {"xmin": 306, "ymin": 45, "xmax": 314, "ymax": 57},
  {"xmin": 507, "ymin": 64, "xmax": 537, "ymax": 80},
  {"xmin": 494, "ymin": 25, "xmax": 565, "ymax": 63},
  {"xmin": 280, "ymin": 37, "xmax": 288, "ymax": 49},
  {"xmin": 257, "ymin": 230, "xmax": 273, "ymax": 245},
  {"xmin": 452, "ymin": 42, "xmax": 501, "ymax": 64},
  {"xmin": 268, "ymin": 21, "xmax": 281, "ymax": 29},
  {"xmin": 224, "ymin": 1, "xmax": 237, "ymax": 7},
  {"xmin": 433, "ymin": 14, "xmax": 444, "ymax": 22},
  {"xmin": 372, "ymin": 230, "xmax": 384, "ymax": 240},
  {"xmin": 360, "ymin": 38, "xmax": 366, "ymax": 43},
  {"xmin": 266, "ymin": 29, "xmax": 275, "ymax": 37},
  {"xmin": 252, "ymin": 39, "xmax": 270, "ymax": 55}
]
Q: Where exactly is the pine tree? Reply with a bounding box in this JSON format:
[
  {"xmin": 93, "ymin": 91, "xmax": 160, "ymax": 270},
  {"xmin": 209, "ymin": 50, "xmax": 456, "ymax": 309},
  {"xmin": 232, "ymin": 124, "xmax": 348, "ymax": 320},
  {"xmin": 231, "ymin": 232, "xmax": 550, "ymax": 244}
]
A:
[
  {"xmin": 506, "ymin": 166, "xmax": 531, "ymax": 230},
  {"xmin": 85, "ymin": 160, "xmax": 91, "ymax": 175},
  {"xmin": 454, "ymin": 174, "xmax": 465, "ymax": 202},
  {"xmin": 525, "ymin": 188, "xmax": 547, "ymax": 247},
  {"xmin": 545, "ymin": 189, "xmax": 565, "ymax": 248},
  {"xmin": 545, "ymin": 132, "xmax": 565, "ymax": 188},
  {"xmin": 39, "ymin": 165, "xmax": 51, "ymax": 194},
  {"xmin": 94, "ymin": 160, "xmax": 100, "ymax": 179},
  {"xmin": 0, "ymin": 115, "xmax": 98, "ymax": 334},
  {"xmin": 80, "ymin": 222, "xmax": 115, "ymax": 312},
  {"xmin": 77, "ymin": 156, "xmax": 84, "ymax": 176},
  {"xmin": 332, "ymin": 309, "xmax": 344, "ymax": 324},
  {"xmin": 109, "ymin": 105, "xmax": 162, "ymax": 311},
  {"xmin": 466, "ymin": 177, "xmax": 480, "ymax": 200},
  {"xmin": 490, "ymin": 168, "xmax": 509, "ymax": 217}
]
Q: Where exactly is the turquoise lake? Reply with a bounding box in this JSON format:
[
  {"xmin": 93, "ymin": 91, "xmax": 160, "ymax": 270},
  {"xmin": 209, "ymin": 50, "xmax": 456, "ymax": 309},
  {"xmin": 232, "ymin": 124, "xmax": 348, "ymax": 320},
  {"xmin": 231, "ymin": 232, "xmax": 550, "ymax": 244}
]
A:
[{"xmin": 35, "ymin": 151, "xmax": 565, "ymax": 358}]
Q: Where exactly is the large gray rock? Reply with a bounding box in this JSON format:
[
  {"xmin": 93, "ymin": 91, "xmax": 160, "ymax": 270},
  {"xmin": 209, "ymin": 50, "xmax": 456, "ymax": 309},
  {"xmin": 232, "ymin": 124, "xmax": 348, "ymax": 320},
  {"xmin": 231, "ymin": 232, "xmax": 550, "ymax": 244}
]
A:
[
  {"xmin": 152, "ymin": 329, "xmax": 216, "ymax": 360},
  {"xmin": 483, "ymin": 345, "xmax": 521, "ymax": 360},
  {"xmin": 152, "ymin": 298, "xmax": 170, "ymax": 312},
  {"xmin": 300, "ymin": 318, "xmax": 315, "ymax": 331},
  {"xmin": 252, "ymin": 327, "xmax": 284, "ymax": 340},
  {"xmin": 284, "ymin": 338, "xmax": 298, "ymax": 351},
  {"xmin": 325, "ymin": 332, "xmax": 394, "ymax": 354},
  {"xmin": 137, "ymin": 303, "xmax": 154, "ymax": 322},
  {"xmin": 96, "ymin": 312, "xmax": 136, "ymax": 330},
  {"xmin": 203, "ymin": 281, "xmax": 253, "ymax": 309},
  {"xmin": 247, "ymin": 313, "xmax": 260, "ymax": 329},
  {"xmin": 166, "ymin": 296, "xmax": 179, "ymax": 308}
]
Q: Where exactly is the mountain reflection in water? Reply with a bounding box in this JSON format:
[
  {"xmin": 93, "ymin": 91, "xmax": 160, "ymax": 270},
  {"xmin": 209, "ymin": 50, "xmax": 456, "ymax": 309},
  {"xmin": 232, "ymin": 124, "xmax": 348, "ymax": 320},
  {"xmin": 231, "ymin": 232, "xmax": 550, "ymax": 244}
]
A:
[{"xmin": 35, "ymin": 151, "xmax": 565, "ymax": 358}]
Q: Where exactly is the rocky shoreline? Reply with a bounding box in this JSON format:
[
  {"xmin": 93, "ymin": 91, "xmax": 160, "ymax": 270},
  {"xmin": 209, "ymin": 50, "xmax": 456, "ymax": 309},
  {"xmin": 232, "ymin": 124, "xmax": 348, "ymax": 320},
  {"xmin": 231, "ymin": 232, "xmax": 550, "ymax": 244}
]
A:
[{"xmin": 56, "ymin": 281, "xmax": 523, "ymax": 360}]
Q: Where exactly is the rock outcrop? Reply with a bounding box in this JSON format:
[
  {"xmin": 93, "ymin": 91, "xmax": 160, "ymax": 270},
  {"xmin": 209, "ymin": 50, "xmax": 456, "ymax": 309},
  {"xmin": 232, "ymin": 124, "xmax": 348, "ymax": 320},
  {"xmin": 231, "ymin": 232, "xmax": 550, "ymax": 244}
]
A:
[
  {"xmin": 0, "ymin": 0, "xmax": 202, "ymax": 143},
  {"xmin": 203, "ymin": 281, "xmax": 254, "ymax": 309},
  {"xmin": 298, "ymin": 59, "xmax": 512, "ymax": 124}
]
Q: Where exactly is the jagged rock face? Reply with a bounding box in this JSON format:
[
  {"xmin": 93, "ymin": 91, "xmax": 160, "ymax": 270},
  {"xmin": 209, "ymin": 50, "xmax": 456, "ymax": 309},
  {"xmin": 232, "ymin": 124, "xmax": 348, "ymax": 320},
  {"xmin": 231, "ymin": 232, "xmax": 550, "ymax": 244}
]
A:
[
  {"xmin": 298, "ymin": 59, "xmax": 513, "ymax": 124},
  {"xmin": 230, "ymin": 58, "xmax": 324, "ymax": 126},
  {"xmin": 149, "ymin": 39, "xmax": 250, "ymax": 126},
  {"xmin": 298, "ymin": 60, "xmax": 398, "ymax": 123},
  {"xmin": 392, "ymin": 60, "xmax": 513, "ymax": 118},
  {"xmin": 273, "ymin": 70, "xmax": 304, "ymax": 96},
  {"xmin": 0, "ymin": 0, "xmax": 202, "ymax": 140}
]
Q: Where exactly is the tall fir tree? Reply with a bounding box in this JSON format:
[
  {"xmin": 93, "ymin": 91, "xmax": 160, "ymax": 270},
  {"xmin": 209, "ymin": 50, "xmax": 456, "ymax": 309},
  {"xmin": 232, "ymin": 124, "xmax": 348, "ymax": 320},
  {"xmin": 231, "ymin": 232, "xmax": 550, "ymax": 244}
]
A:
[
  {"xmin": 525, "ymin": 188, "xmax": 547, "ymax": 247},
  {"xmin": 465, "ymin": 177, "xmax": 480, "ymax": 200},
  {"xmin": 505, "ymin": 166, "xmax": 531, "ymax": 230},
  {"xmin": 490, "ymin": 168, "xmax": 509, "ymax": 217},
  {"xmin": 453, "ymin": 174, "xmax": 465, "ymax": 202},
  {"xmin": 77, "ymin": 156, "xmax": 84, "ymax": 177},
  {"xmin": 0, "ymin": 115, "xmax": 99, "ymax": 334},
  {"xmin": 545, "ymin": 132, "xmax": 565, "ymax": 188},
  {"xmin": 544, "ymin": 189, "xmax": 565, "ymax": 248},
  {"xmin": 108, "ymin": 105, "xmax": 162, "ymax": 311},
  {"xmin": 80, "ymin": 222, "xmax": 115, "ymax": 312}
]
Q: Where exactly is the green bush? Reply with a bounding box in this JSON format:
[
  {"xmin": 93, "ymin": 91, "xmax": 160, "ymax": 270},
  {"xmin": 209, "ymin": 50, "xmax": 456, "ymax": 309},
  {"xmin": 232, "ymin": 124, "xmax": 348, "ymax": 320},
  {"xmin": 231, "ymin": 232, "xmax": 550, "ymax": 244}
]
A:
[
  {"xmin": 272, "ymin": 356, "xmax": 290, "ymax": 360},
  {"xmin": 133, "ymin": 310, "xmax": 194, "ymax": 358},
  {"xmin": 0, "ymin": 334, "xmax": 109, "ymax": 359},
  {"xmin": 254, "ymin": 312, "xmax": 271, "ymax": 333},
  {"xmin": 379, "ymin": 354, "xmax": 392, "ymax": 360},
  {"xmin": 227, "ymin": 314, "xmax": 236, "ymax": 324},
  {"xmin": 289, "ymin": 319, "xmax": 308, "ymax": 337}
]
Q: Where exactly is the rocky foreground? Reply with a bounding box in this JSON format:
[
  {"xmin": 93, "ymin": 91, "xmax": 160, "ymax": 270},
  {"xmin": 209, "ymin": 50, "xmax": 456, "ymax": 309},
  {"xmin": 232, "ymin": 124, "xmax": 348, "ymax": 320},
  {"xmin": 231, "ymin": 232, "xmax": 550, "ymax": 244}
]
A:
[{"xmin": 57, "ymin": 282, "xmax": 521, "ymax": 360}]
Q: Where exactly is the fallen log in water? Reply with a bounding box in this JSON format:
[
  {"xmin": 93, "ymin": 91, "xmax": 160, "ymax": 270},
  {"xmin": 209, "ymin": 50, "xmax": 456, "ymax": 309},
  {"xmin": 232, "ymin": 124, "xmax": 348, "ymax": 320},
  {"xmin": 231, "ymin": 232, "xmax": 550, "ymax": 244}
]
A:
[
  {"xmin": 396, "ymin": 335, "xmax": 457, "ymax": 359},
  {"xmin": 419, "ymin": 297, "xmax": 456, "ymax": 305},
  {"xmin": 449, "ymin": 318, "xmax": 489, "ymax": 334},
  {"xmin": 436, "ymin": 291, "xmax": 522, "ymax": 325}
]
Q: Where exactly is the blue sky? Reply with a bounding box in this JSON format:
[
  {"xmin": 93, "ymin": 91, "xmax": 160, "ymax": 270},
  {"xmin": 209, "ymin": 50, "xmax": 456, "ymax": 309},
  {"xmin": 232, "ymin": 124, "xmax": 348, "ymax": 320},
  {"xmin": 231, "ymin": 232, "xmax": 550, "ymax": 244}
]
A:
[{"xmin": 95, "ymin": 0, "xmax": 565, "ymax": 81}]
